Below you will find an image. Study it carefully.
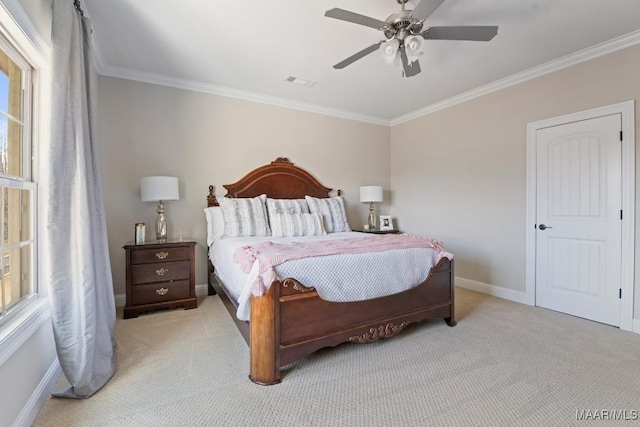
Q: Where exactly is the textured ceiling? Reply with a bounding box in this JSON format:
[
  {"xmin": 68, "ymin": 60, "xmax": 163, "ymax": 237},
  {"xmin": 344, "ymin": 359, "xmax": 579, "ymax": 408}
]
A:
[{"xmin": 83, "ymin": 0, "xmax": 640, "ymax": 124}]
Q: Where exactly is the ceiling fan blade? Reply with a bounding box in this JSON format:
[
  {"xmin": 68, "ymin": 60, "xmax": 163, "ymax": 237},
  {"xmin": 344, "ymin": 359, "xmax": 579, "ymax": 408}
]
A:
[
  {"xmin": 400, "ymin": 48, "xmax": 421, "ymax": 77},
  {"xmin": 410, "ymin": 0, "xmax": 445, "ymax": 21},
  {"xmin": 333, "ymin": 42, "xmax": 383, "ymax": 69},
  {"xmin": 423, "ymin": 26, "xmax": 499, "ymax": 41},
  {"xmin": 325, "ymin": 8, "xmax": 386, "ymax": 30}
]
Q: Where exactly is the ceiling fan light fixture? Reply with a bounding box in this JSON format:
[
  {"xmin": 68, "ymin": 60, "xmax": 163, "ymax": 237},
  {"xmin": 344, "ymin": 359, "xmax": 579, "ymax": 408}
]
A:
[
  {"xmin": 379, "ymin": 39, "xmax": 400, "ymax": 65},
  {"xmin": 325, "ymin": 0, "xmax": 499, "ymax": 77},
  {"xmin": 404, "ymin": 35, "xmax": 425, "ymax": 63}
]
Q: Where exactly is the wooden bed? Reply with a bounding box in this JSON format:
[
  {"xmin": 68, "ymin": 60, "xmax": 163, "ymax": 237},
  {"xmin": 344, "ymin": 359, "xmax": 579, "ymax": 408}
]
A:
[{"xmin": 207, "ymin": 157, "xmax": 456, "ymax": 385}]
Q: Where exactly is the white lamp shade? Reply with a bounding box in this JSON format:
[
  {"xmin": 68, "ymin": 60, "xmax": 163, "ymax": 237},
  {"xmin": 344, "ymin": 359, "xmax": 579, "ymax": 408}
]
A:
[
  {"xmin": 360, "ymin": 186, "xmax": 383, "ymax": 203},
  {"xmin": 141, "ymin": 176, "xmax": 179, "ymax": 202},
  {"xmin": 404, "ymin": 35, "xmax": 424, "ymax": 63},
  {"xmin": 379, "ymin": 39, "xmax": 400, "ymax": 65}
]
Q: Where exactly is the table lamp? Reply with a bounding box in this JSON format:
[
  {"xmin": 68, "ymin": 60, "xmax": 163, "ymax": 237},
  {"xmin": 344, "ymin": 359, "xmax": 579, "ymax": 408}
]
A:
[
  {"xmin": 141, "ymin": 176, "xmax": 179, "ymax": 241},
  {"xmin": 360, "ymin": 185, "xmax": 383, "ymax": 230}
]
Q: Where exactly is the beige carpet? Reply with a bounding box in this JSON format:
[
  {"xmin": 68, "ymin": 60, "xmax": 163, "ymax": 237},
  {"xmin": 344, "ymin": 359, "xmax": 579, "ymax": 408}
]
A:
[{"xmin": 33, "ymin": 288, "xmax": 640, "ymax": 426}]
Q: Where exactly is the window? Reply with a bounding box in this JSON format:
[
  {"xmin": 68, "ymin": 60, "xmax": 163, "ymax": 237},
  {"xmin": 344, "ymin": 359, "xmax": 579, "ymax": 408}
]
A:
[{"xmin": 0, "ymin": 37, "xmax": 35, "ymax": 323}]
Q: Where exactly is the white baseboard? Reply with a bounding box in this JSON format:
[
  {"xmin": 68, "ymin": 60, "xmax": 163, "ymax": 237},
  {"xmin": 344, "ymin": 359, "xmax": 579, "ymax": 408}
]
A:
[
  {"xmin": 455, "ymin": 276, "xmax": 532, "ymax": 306},
  {"xmin": 195, "ymin": 283, "xmax": 208, "ymax": 297},
  {"xmin": 114, "ymin": 293, "xmax": 126, "ymax": 308},
  {"xmin": 12, "ymin": 358, "xmax": 61, "ymax": 427},
  {"xmin": 457, "ymin": 277, "xmax": 640, "ymax": 336},
  {"xmin": 114, "ymin": 283, "xmax": 209, "ymax": 308},
  {"xmin": 118, "ymin": 280, "xmax": 638, "ymax": 334}
]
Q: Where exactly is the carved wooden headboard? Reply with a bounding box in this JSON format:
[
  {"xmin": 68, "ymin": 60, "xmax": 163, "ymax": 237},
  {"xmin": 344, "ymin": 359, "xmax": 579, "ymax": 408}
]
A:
[{"xmin": 207, "ymin": 157, "xmax": 339, "ymax": 207}]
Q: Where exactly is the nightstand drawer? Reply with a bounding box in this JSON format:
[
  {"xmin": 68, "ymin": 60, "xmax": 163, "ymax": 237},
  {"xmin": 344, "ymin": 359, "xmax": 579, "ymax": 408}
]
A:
[
  {"xmin": 123, "ymin": 240, "xmax": 197, "ymax": 319},
  {"xmin": 130, "ymin": 246, "xmax": 191, "ymax": 264},
  {"xmin": 130, "ymin": 280, "xmax": 191, "ymax": 305},
  {"xmin": 130, "ymin": 260, "xmax": 191, "ymax": 285}
]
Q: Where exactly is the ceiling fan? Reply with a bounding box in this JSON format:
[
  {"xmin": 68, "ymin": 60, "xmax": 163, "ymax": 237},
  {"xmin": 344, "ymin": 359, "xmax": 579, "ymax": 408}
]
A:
[{"xmin": 325, "ymin": 0, "xmax": 498, "ymax": 77}]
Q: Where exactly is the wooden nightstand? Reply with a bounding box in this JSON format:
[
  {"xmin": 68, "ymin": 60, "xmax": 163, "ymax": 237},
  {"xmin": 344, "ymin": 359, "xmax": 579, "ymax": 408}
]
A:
[{"xmin": 123, "ymin": 240, "xmax": 197, "ymax": 319}]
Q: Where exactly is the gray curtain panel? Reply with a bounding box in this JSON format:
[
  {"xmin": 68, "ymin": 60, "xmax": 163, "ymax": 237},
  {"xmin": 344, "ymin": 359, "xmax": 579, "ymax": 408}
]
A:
[{"xmin": 49, "ymin": 0, "xmax": 117, "ymax": 398}]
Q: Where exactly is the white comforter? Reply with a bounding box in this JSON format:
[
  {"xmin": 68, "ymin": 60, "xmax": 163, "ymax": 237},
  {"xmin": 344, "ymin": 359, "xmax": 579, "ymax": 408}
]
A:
[{"xmin": 209, "ymin": 232, "xmax": 442, "ymax": 321}]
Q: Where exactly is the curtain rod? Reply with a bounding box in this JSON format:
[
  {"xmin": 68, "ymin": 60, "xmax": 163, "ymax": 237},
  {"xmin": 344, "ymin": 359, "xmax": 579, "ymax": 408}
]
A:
[{"xmin": 73, "ymin": 0, "xmax": 85, "ymax": 17}]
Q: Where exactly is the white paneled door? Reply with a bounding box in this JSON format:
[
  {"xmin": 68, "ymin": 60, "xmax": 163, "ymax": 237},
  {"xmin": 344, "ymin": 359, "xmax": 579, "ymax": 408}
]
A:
[{"xmin": 535, "ymin": 114, "xmax": 622, "ymax": 326}]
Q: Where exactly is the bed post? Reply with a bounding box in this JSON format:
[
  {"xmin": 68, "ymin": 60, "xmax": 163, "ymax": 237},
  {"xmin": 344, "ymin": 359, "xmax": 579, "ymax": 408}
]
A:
[
  {"xmin": 207, "ymin": 185, "xmax": 219, "ymax": 207},
  {"xmin": 249, "ymin": 284, "xmax": 281, "ymax": 385},
  {"xmin": 445, "ymin": 259, "xmax": 456, "ymax": 327},
  {"xmin": 206, "ymin": 185, "xmax": 219, "ymax": 296}
]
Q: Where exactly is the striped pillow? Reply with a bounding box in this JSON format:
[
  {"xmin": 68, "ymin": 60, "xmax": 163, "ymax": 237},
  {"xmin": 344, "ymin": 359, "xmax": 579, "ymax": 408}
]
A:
[
  {"xmin": 305, "ymin": 196, "xmax": 351, "ymax": 233},
  {"xmin": 266, "ymin": 198, "xmax": 309, "ymax": 219},
  {"xmin": 218, "ymin": 194, "xmax": 271, "ymax": 237},
  {"xmin": 270, "ymin": 213, "xmax": 326, "ymax": 238}
]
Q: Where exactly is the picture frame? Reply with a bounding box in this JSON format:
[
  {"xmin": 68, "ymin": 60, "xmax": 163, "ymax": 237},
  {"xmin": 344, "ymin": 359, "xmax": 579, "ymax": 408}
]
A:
[
  {"xmin": 379, "ymin": 215, "xmax": 393, "ymax": 231},
  {"xmin": 135, "ymin": 223, "xmax": 146, "ymax": 245}
]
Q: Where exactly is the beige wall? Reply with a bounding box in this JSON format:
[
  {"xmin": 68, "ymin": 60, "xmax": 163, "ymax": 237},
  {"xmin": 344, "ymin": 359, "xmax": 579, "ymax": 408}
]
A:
[
  {"xmin": 17, "ymin": 0, "xmax": 51, "ymax": 41},
  {"xmin": 97, "ymin": 76, "xmax": 391, "ymax": 296},
  {"xmin": 391, "ymin": 44, "xmax": 640, "ymax": 315},
  {"xmin": 101, "ymin": 45, "xmax": 640, "ymax": 317}
]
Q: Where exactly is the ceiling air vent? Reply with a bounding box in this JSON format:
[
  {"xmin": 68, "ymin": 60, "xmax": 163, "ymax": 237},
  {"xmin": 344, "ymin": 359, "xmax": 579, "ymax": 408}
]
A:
[{"xmin": 285, "ymin": 76, "xmax": 317, "ymax": 87}]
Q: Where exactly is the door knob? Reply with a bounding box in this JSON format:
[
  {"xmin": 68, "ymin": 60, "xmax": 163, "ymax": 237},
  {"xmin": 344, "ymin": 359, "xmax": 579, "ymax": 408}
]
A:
[{"xmin": 538, "ymin": 224, "xmax": 552, "ymax": 230}]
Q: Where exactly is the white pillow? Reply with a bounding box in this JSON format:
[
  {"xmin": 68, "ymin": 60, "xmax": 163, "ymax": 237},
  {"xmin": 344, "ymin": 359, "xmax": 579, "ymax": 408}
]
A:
[
  {"xmin": 203, "ymin": 206, "xmax": 225, "ymax": 246},
  {"xmin": 266, "ymin": 198, "xmax": 309, "ymax": 219},
  {"xmin": 270, "ymin": 213, "xmax": 326, "ymax": 238},
  {"xmin": 304, "ymin": 196, "xmax": 351, "ymax": 233},
  {"xmin": 218, "ymin": 194, "xmax": 271, "ymax": 237}
]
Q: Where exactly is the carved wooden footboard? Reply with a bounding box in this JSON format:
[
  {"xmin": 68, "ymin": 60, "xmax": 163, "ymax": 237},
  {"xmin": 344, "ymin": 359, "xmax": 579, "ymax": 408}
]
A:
[
  {"xmin": 249, "ymin": 257, "xmax": 455, "ymax": 385},
  {"xmin": 206, "ymin": 158, "xmax": 456, "ymax": 385}
]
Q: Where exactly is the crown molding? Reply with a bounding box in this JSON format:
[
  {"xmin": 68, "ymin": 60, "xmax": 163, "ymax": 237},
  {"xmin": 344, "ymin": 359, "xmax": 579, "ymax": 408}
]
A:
[
  {"xmin": 89, "ymin": 23, "xmax": 640, "ymax": 129},
  {"xmin": 0, "ymin": 0, "xmax": 50, "ymax": 64},
  {"xmin": 390, "ymin": 29, "xmax": 640, "ymax": 126},
  {"xmin": 95, "ymin": 63, "xmax": 390, "ymax": 126}
]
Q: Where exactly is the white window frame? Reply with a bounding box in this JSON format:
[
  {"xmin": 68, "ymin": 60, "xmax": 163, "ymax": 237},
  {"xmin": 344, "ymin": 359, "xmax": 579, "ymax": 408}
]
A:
[
  {"xmin": 0, "ymin": 38, "xmax": 36, "ymax": 322},
  {"xmin": 0, "ymin": 0, "xmax": 50, "ymax": 364}
]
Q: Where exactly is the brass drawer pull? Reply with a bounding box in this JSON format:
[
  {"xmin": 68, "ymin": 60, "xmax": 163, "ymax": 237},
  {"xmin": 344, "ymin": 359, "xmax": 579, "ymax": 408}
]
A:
[
  {"xmin": 156, "ymin": 288, "xmax": 169, "ymax": 296},
  {"xmin": 155, "ymin": 251, "xmax": 169, "ymax": 259},
  {"xmin": 156, "ymin": 268, "xmax": 168, "ymax": 276}
]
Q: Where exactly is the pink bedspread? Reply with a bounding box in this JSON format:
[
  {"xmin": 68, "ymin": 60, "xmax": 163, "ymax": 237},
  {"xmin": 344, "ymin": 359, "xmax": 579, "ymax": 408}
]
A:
[{"xmin": 233, "ymin": 234, "xmax": 452, "ymax": 296}]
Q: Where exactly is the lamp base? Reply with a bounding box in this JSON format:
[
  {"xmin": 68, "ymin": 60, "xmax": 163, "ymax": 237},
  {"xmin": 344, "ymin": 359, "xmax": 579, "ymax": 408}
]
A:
[
  {"xmin": 156, "ymin": 200, "xmax": 167, "ymax": 241},
  {"xmin": 367, "ymin": 202, "xmax": 377, "ymax": 230}
]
